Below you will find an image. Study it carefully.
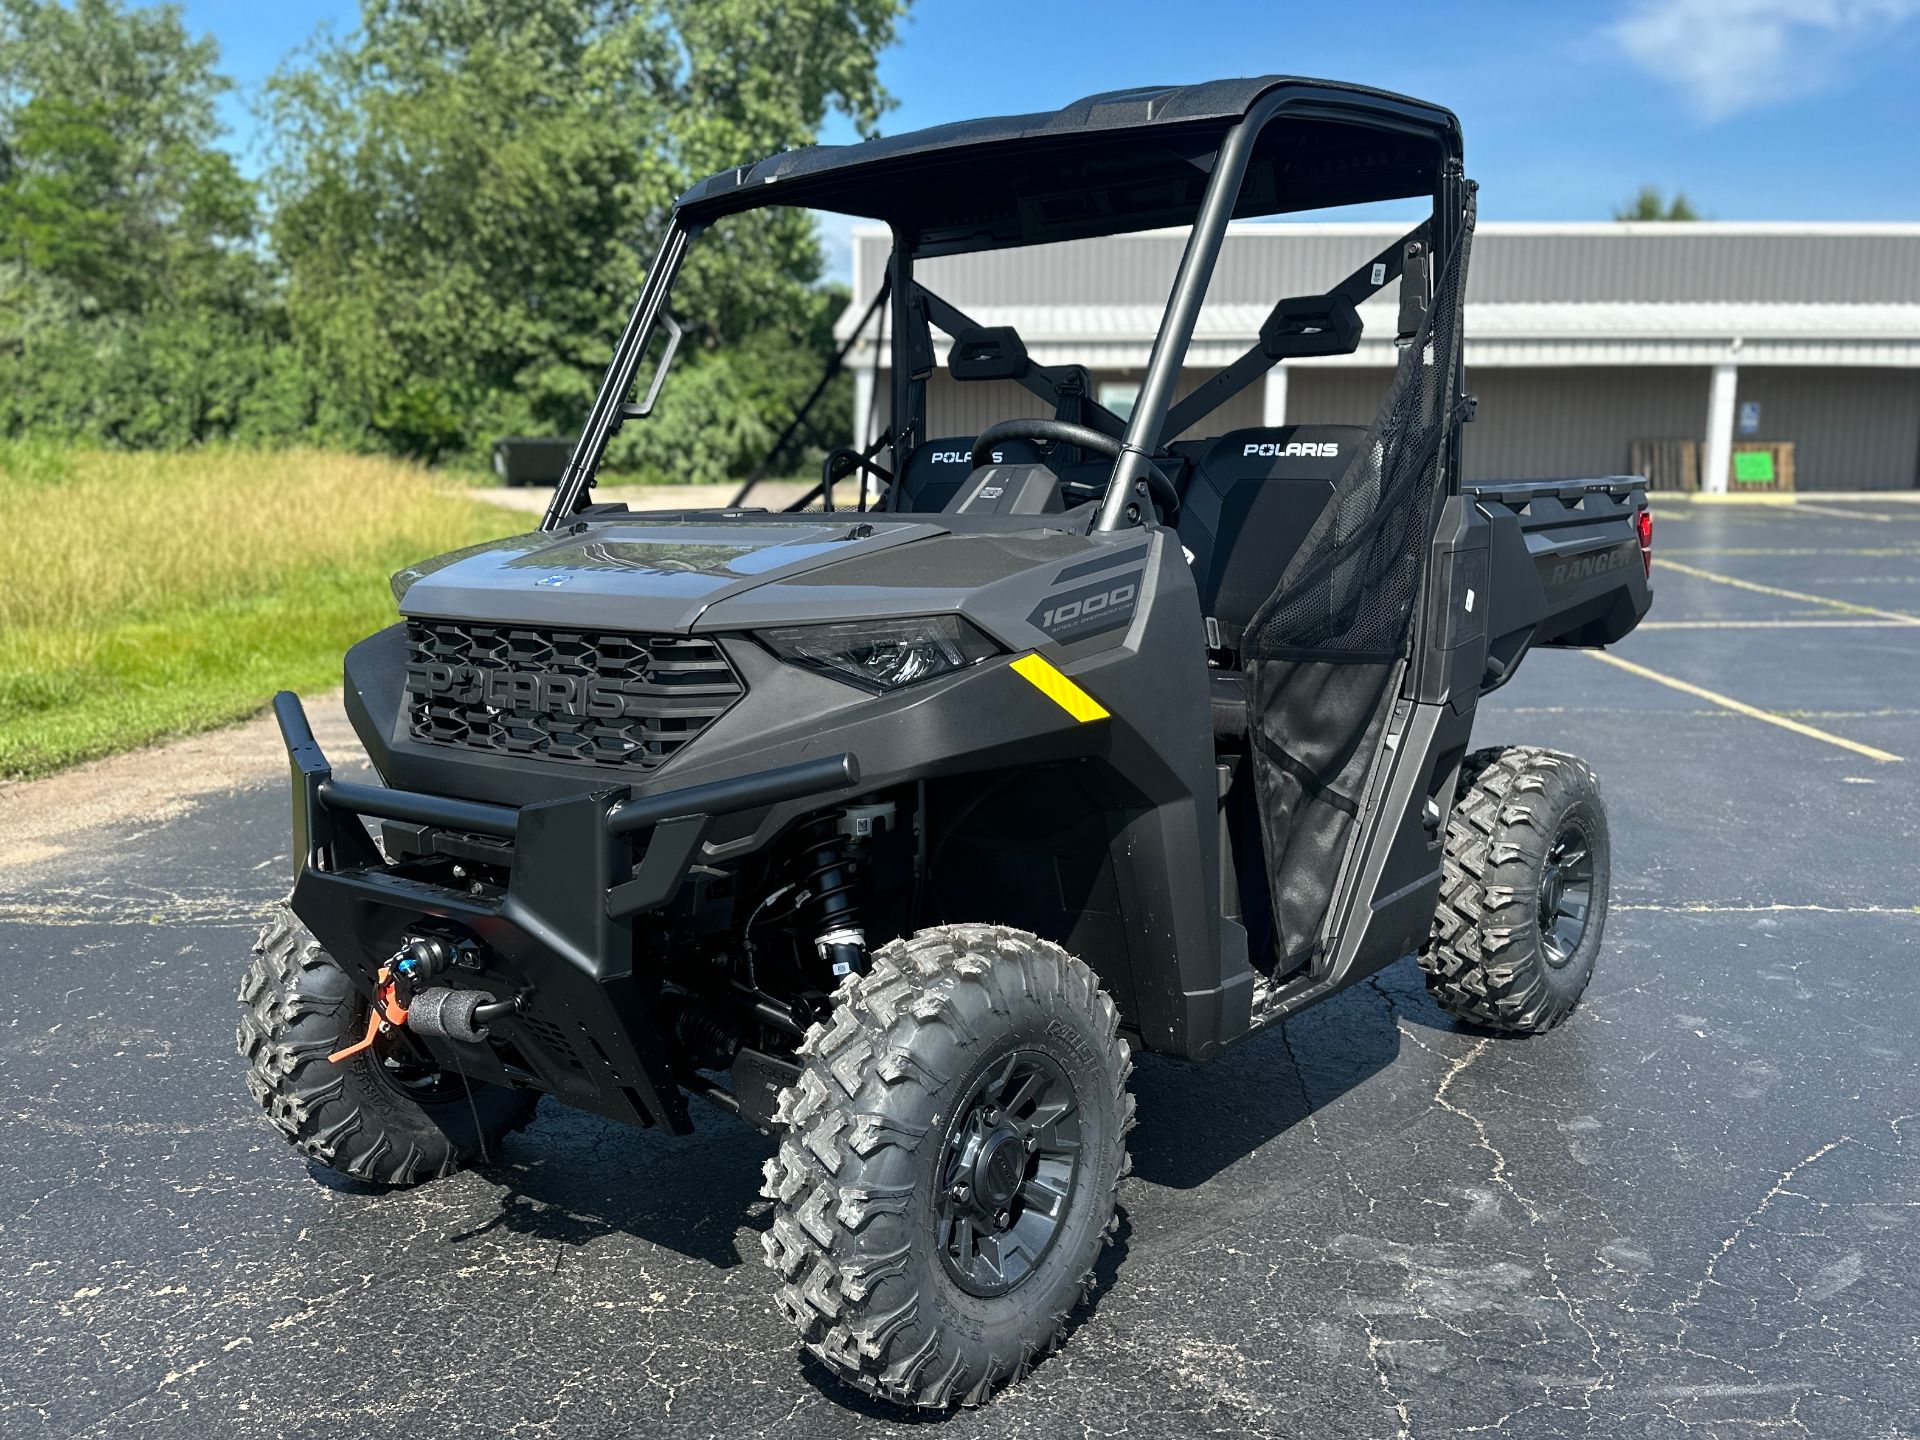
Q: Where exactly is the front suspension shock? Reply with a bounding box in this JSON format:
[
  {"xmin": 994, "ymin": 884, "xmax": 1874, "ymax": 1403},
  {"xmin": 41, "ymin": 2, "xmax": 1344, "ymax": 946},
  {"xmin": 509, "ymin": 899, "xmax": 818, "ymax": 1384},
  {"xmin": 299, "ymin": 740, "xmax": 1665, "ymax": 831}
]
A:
[{"xmin": 788, "ymin": 813, "xmax": 868, "ymax": 979}]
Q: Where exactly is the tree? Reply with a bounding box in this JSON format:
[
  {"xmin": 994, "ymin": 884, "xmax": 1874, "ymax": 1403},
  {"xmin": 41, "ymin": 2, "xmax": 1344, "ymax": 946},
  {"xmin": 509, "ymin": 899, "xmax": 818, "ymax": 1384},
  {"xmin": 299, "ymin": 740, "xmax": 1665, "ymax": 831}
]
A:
[
  {"xmin": 0, "ymin": 0, "xmax": 256, "ymax": 316},
  {"xmin": 0, "ymin": 0, "xmax": 905, "ymax": 468},
  {"xmin": 266, "ymin": 0, "xmax": 905, "ymax": 469},
  {"xmin": 1613, "ymin": 186, "xmax": 1700, "ymax": 222},
  {"xmin": 0, "ymin": 0, "xmax": 294, "ymax": 446}
]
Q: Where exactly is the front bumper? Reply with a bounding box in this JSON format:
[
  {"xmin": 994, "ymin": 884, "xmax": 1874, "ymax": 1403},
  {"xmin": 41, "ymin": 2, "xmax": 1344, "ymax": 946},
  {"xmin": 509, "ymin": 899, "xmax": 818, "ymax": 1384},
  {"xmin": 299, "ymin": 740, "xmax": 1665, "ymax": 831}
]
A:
[{"xmin": 271, "ymin": 692, "xmax": 855, "ymax": 1132}]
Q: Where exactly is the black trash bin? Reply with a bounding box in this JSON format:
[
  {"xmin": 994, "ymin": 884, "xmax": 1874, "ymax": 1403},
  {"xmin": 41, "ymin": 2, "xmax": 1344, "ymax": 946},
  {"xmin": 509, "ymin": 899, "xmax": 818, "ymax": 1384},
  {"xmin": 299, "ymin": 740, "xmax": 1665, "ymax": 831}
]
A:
[{"xmin": 492, "ymin": 437, "xmax": 576, "ymax": 488}]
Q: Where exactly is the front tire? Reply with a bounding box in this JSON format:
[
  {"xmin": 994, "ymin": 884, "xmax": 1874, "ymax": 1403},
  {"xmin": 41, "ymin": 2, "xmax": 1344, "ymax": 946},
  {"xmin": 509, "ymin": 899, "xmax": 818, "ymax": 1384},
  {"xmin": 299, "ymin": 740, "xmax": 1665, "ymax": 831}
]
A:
[
  {"xmin": 237, "ymin": 904, "xmax": 536, "ymax": 1184},
  {"xmin": 761, "ymin": 925, "xmax": 1133, "ymax": 1408},
  {"xmin": 1420, "ymin": 747, "xmax": 1610, "ymax": 1033}
]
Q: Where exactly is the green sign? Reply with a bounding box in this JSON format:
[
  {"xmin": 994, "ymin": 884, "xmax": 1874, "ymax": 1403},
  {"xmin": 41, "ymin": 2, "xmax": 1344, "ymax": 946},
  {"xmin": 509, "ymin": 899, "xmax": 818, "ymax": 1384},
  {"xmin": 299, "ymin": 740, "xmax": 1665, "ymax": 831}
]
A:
[{"xmin": 1733, "ymin": 450, "xmax": 1776, "ymax": 484}]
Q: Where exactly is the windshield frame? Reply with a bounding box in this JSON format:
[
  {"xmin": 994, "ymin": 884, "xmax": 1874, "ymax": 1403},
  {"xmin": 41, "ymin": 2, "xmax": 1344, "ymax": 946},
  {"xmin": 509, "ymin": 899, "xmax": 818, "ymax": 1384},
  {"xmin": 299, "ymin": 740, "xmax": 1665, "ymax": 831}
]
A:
[
  {"xmin": 541, "ymin": 222, "xmax": 693, "ymax": 530},
  {"xmin": 542, "ymin": 92, "xmax": 1462, "ymax": 534}
]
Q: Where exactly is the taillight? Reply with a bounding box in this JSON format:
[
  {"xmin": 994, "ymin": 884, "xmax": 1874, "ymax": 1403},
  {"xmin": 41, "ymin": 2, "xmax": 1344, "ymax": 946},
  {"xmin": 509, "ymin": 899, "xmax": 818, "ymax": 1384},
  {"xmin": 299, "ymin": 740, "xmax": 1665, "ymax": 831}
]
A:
[{"xmin": 1635, "ymin": 506, "xmax": 1653, "ymax": 578}]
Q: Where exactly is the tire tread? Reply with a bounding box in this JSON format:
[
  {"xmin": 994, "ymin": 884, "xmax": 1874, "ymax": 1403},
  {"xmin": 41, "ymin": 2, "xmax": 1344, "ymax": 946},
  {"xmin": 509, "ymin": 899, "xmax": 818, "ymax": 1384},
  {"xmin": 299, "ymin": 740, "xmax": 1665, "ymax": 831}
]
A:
[
  {"xmin": 1419, "ymin": 746, "xmax": 1606, "ymax": 1034},
  {"xmin": 236, "ymin": 903, "xmax": 535, "ymax": 1184},
  {"xmin": 759, "ymin": 924, "xmax": 1132, "ymax": 1408}
]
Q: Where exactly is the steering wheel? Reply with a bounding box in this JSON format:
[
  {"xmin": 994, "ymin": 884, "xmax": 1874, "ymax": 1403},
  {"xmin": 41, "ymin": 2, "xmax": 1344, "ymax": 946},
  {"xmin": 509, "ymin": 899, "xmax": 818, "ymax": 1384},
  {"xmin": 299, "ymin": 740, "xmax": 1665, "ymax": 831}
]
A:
[{"xmin": 969, "ymin": 419, "xmax": 1179, "ymax": 521}]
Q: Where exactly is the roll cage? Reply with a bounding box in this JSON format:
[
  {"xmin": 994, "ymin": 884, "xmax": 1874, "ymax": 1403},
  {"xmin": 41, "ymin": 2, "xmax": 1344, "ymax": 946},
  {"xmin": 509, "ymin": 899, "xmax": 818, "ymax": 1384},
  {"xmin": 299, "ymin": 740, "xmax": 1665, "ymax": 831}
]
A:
[{"xmin": 540, "ymin": 76, "xmax": 1470, "ymax": 534}]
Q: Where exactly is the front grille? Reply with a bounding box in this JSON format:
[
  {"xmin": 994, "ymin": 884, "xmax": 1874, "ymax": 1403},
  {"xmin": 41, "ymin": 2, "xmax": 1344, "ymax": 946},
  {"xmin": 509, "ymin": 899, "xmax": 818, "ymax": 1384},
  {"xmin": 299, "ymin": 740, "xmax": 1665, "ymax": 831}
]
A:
[{"xmin": 405, "ymin": 620, "xmax": 743, "ymax": 771}]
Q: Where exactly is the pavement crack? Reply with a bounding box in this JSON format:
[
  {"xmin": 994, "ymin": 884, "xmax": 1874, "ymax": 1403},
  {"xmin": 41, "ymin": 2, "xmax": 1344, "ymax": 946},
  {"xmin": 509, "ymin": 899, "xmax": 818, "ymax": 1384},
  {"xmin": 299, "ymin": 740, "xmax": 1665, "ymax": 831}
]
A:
[
  {"xmin": 1399, "ymin": 1027, "xmax": 1611, "ymax": 1407},
  {"xmin": 1405, "ymin": 1033, "xmax": 1537, "ymax": 1221},
  {"xmin": 1673, "ymin": 1138, "xmax": 1849, "ymax": 1324},
  {"xmin": 1361, "ymin": 1315, "xmax": 1417, "ymax": 1439}
]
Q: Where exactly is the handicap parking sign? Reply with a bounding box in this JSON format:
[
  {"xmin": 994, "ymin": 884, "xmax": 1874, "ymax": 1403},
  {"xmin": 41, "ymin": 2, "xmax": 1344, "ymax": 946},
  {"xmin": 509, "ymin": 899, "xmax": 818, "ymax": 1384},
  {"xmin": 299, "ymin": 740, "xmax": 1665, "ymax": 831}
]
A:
[{"xmin": 1738, "ymin": 400, "xmax": 1761, "ymax": 436}]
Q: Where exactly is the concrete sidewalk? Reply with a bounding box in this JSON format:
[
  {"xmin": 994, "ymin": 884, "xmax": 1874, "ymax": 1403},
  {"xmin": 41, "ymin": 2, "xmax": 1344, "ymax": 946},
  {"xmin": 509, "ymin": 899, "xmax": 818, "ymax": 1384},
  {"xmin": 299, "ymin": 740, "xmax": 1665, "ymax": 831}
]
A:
[{"xmin": 478, "ymin": 481, "xmax": 816, "ymax": 515}]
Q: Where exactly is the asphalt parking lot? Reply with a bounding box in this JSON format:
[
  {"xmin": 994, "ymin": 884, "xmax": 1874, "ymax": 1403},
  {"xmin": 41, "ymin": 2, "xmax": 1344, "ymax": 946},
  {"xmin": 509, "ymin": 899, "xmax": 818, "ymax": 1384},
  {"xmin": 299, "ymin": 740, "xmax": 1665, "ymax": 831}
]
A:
[{"xmin": 2, "ymin": 496, "xmax": 1917, "ymax": 1439}]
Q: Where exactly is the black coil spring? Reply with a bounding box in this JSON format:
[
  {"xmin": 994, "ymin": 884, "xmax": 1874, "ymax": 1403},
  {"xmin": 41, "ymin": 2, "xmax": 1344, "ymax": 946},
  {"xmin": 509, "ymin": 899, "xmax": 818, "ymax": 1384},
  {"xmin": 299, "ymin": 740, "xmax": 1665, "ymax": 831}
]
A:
[{"xmin": 787, "ymin": 813, "xmax": 860, "ymax": 938}]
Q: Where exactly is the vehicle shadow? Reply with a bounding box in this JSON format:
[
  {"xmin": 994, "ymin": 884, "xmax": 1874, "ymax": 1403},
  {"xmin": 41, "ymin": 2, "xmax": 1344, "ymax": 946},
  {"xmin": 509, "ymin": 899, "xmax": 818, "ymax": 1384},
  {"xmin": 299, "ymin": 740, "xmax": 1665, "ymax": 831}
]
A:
[
  {"xmin": 1125, "ymin": 959, "xmax": 1427, "ymax": 1190},
  {"xmin": 443, "ymin": 1105, "xmax": 777, "ymax": 1269},
  {"xmin": 417, "ymin": 960, "xmax": 1449, "ymax": 1270}
]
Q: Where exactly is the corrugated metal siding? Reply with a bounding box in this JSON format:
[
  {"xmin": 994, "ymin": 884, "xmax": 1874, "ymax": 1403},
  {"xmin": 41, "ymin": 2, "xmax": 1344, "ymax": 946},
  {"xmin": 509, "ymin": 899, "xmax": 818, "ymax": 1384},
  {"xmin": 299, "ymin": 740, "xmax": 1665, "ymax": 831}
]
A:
[
  {"xmin": 907, "ymin": 231, "xmax": 1392, "ymax": 306},
  {"xmin": 860, "ymin": 225, "xmax": 1920, "ymax": 490},
  {"xmin": 1286, "ymin": 370, "xmax": 1391, "ymax": 429},
  {"xmin": 922, "ymin": 369, "xmax": 1266, "ymax": 443},
  {"xmin": 1459, "ymin": 369, "xmax": 1713, "ymax": 483},
  {"xmin": 1734, "ymin": 369, "xmax": 1920, "ymax": 490},
  {"xmin": 1292, "ymin": 368, "xmax": 1714, "ymax": 483},
  {"xmin": 919, "ymin": 365, "xmax": 1920, "ymax": 488},
  {"xmin": 922, "ymin": 378, "xmax": 1052, "ymax": 439},
  {"xmin": 860, "ymin": 227, "xmax": 1920, "ymax": 311},
  {"xmin": 1469, "ymin": 232, "xmax": 1920, "ymax": 304},
  {"xmin": 921, "ymin": 368, "xmax": 1267, "ymax": 443}
]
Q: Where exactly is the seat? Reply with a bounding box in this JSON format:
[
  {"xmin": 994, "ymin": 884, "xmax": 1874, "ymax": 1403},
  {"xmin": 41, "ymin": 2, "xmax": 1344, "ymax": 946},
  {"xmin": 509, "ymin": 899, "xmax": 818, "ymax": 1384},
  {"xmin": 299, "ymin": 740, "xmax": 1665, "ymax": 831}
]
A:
[
  {"xmin": 891, "ymin": 435, "xmax": 1042, "ymax": 513},
  {"xmin": 1173, "ymin": 425, "xmax": 1365, "ymax": 634},
  {"xmin": 1172, "ymin": 424, "xmax": 1366, "ymax": 738}
]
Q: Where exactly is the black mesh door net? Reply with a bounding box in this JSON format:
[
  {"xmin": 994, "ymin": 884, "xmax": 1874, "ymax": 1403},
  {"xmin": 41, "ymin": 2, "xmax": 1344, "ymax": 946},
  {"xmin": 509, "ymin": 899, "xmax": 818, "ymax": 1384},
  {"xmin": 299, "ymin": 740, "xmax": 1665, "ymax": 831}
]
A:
[{"xmin": 1240, "ymin": 190, "xmax": 1477, "ymax": 979}]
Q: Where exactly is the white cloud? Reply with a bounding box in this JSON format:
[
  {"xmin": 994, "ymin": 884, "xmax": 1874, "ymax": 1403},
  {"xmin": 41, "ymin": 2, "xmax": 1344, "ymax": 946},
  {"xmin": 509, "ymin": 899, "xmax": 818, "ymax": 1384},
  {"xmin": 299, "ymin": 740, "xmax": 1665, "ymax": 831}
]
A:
[{"xmin": 1608, "ymin": 0, "xmax": 1920, "ymax": 121}]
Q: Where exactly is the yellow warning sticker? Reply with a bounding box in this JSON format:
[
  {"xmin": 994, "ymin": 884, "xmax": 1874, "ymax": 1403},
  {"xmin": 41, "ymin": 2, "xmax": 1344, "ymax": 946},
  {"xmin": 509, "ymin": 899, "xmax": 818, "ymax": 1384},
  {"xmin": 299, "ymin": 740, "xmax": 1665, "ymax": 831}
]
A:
[{"xmin": 1009, "ymin": 653, "xmax": 1110, "ymax": 723}]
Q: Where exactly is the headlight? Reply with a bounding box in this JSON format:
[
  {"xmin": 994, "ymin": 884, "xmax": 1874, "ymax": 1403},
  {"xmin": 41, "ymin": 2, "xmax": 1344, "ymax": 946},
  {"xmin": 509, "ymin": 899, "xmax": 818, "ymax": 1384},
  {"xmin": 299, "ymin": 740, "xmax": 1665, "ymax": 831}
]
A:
[{"xmin": 758, "ymin": 616, "xmax": 999, "ymax": 693}]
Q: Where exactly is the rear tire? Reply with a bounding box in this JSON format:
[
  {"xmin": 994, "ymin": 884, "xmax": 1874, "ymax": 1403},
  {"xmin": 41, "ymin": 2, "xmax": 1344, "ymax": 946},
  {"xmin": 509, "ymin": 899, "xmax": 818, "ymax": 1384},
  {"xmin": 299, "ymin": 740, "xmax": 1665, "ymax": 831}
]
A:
[
  {"xmin": 760, "ymin": 924, "xmax": 1133, "ymax": 1408},
  {"xmin": 1420, "ymin": 746, "xmax": 1610, "ymax": 1034},
  {"xmin": 237, "ymin": 903, "xmax": 536, "ymax": 1184}
]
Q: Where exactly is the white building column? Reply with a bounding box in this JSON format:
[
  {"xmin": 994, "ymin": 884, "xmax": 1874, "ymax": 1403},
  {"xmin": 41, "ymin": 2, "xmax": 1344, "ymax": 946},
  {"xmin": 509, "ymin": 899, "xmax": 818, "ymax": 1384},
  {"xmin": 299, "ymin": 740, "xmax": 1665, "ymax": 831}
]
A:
[
  {"xmin": 1262, "ymin": 366, "xmax": 1289, "ymax": 429},
  {"xmin": 851, "ymin": 364, "xmax": 882, "ymax": 508},
  {"xmin": 1702, "ymin": 361, "xmax": 1738, "ymax": 494},
  {"xmin": 852, "ymin": 365, "xmax": 876, "ymax": 453}
]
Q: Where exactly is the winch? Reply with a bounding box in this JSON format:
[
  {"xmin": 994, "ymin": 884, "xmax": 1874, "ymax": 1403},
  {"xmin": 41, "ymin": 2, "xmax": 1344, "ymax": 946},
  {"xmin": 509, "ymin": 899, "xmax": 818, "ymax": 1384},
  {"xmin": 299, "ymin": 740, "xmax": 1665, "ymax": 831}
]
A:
[{"xmin": 326, "ymin": 934, "xmax": 515, "ymax": 1062}]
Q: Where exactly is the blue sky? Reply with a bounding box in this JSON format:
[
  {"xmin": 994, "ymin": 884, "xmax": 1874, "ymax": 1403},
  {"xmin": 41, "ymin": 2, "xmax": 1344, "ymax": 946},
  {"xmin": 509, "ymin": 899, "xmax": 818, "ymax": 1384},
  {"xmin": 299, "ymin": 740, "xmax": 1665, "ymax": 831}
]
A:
[{"xmin": 175, "ymin": 0, "xmax": 1920, "ymax": 235}]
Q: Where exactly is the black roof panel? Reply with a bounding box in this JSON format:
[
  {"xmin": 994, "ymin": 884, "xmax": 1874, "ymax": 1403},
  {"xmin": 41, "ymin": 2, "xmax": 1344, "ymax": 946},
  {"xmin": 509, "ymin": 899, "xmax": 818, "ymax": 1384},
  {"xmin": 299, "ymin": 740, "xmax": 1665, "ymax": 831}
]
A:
[{"xmin": 676, "ymin": 76, "xmax": 1461, "ymax": 254}]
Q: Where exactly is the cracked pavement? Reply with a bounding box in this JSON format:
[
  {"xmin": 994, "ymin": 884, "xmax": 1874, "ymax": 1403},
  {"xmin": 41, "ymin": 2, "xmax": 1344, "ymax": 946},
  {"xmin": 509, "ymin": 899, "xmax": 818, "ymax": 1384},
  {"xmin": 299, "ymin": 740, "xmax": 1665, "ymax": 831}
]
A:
[{"xmin": 2, "ymin": 499, "xmax": 1917, "ymax": 1438}]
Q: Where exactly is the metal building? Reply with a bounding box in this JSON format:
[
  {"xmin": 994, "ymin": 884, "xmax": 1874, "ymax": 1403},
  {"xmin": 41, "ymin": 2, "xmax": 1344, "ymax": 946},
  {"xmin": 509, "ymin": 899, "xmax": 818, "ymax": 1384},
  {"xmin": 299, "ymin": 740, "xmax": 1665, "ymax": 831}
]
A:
[{"xmin": 839, "ymin": 222, "xmax": 1920, "ymax": 491}]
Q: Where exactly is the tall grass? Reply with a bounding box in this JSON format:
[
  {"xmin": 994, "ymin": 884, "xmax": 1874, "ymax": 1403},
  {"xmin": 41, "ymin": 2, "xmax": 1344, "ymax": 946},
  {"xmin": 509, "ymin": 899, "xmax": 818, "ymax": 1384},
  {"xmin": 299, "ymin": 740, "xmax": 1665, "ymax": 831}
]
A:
[{"xmin": 0, "ymin": 445, "xmax": 521, "ymax": 779}]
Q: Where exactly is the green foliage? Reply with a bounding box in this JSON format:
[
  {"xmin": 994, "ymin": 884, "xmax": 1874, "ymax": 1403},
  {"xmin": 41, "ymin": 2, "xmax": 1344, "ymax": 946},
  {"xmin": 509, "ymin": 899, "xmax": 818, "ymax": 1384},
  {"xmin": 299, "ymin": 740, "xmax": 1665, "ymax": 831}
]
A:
[
  {"xmin": 0, "ymin": 304, "xmax": 329, "ymax": 448},
  {"xmin": 1613, "ymin": 186, "xmax": 1701, "ymax": 221},
  {"xmin": 265, "ymin": 0, "xmax": 899, "ymax": 464},
  {"xmin": 0, "ymin": 447, "xmax": 516, "ymax": 778},
  {"xmin": 0, "ymin": 0, "xmax": 255, "ymax": 313},
  {"xmin": 614, "ymin": 283, "xmax": 853, "ymax": 485},
  {"xmin": 0, "ymin": 0, "xmax": 905, "ymax": 475},
  {"xmin": 0, "ymin": 0, "xmax": 295, "ymax": 447}
]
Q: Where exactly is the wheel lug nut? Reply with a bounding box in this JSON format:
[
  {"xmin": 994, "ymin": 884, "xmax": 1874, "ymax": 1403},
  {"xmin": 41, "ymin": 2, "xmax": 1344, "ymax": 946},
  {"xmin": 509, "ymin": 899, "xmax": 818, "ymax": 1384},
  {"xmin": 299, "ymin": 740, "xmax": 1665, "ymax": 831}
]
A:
[
  {"xmin": 1024, "ymin": 1133, "xmax": 1039, "ymax": 1152},
  {"xmin": 995, "ymin": 1210, "xmax": 1011, "ymax": 1228},
  {"xmin": 951, "ymin": 1183, "xmax": 969, "ymax": 1202}
]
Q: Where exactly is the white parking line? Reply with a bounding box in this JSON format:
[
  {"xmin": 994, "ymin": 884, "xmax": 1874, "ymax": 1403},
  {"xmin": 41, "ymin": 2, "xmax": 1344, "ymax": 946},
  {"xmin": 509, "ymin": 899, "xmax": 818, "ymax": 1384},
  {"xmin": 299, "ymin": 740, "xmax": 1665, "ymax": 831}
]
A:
[
  {"xmin": 1614, "ymin": 902, "xmax": 1920, "ymax": 915},
  {"xmin": 1638, "ymin": 619, "xmax": 1920, "ymax": 630},
  {"xmin": 1653, "ymin": 558, "xmax": 1920, "ymax": 625},
  {"xmin": 1584, "ymin": 652, "xmax": 1903, "ymax": 764},
  {"xmin": 1660, "ymin": 547, "xmax": 1920, "ymax": 558},
  {"xmin": 1781, "ymin": 502, "xmax": 1905, "ymax": 523}
]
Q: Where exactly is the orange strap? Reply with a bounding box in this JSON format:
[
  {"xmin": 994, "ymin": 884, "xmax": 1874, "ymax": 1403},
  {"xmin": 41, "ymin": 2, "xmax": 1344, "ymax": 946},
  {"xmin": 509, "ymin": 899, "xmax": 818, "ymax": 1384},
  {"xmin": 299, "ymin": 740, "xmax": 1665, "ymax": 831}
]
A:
[{"xmin": 327, "ymin": 966, "xmax": 411, "ymax": 1065}]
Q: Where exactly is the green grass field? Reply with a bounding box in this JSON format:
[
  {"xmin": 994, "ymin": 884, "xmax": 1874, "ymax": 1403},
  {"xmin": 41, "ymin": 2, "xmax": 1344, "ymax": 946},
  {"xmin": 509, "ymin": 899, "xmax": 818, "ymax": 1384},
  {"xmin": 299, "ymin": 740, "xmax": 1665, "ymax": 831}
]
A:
[{"xmin": 0, "ymin": 445, "xmax": 523, "ymax": 781}]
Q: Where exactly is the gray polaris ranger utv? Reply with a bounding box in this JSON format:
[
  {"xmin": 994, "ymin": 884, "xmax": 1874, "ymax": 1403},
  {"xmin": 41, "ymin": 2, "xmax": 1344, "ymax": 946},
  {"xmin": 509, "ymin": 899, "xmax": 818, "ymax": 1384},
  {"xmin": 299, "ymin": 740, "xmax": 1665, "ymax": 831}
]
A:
[{"xmin": 241, "ymin": 76, "xmax": 1653, "ymax": 1408}]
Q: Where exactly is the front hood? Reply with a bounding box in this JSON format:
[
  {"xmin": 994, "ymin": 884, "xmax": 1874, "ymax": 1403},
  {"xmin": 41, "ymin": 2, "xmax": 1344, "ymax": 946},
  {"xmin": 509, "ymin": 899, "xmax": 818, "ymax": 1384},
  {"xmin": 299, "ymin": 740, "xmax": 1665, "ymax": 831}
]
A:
[{"xmin": 395, "ymin": 516, "xmax": 946, "ymax": 632}]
